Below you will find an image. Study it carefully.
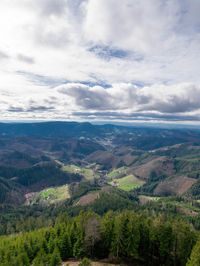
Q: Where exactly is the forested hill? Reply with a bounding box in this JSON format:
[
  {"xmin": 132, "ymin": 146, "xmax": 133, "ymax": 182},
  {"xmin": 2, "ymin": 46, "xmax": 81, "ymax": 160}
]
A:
[
  {"xmin": 0, "ymin": 210, "xmax": 197, "ymax": 266},
  {"xmin": 0, "ymin": 121, "xmax": 200, "ymax": 140},
  {"xmin": 0, "ymin": 122, "xmax": 99, "ymax": 137}
]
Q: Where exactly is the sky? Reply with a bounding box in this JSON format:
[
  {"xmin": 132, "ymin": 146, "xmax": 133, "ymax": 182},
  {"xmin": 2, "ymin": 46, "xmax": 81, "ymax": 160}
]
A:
[{"xmin": 0, "ymin": 0, "xmax": 200, "ymax": 123}]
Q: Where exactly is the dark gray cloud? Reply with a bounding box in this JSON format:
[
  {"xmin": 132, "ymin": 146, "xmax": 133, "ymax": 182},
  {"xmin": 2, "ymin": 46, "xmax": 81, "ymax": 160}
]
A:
[
  {"xmin": 7, "ymin": 105, "xmax": 54, "ymax": 113},
  {"xmin": 148, "ymin": 97, "xmax": 200, "ymax": 113},
  {"xmin": 57, "ymin": 82, "xmax": 200, "ymax": 121},
  {"xmin": 26, "ymin": 106, "xmax": 55, "ymax": 112},
  {"xmin": 58, "ymin": 84, "xmax": 114, "ymax": 110},
  {"xmin": 8, "ymin": 106, "xmax": 24, "ymax": 112},
  {"xmin": 17, "ymin": 54, "xmax": 35, "ymax": 64},
  {"xmin": 44, "ymin": 97, "xmax": 59, "ymax": 105},
  {"xmin": 142, "ymin": 85, "xmax": 200, "ymax": 113},
  {"xmin": 58, "ymin": 83, "xmax": 151, "ymax": 111}
]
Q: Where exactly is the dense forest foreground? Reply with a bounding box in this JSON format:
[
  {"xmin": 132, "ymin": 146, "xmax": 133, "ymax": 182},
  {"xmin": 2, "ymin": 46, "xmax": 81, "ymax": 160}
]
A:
[{"xmin": 0, "ymin": 210, "xmax": 199, "ymax": 266}]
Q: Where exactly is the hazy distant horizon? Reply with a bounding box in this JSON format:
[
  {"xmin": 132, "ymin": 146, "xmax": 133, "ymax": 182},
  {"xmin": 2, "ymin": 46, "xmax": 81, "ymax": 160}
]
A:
[{"xmin": 0, "ymin": 119, "xmax": 200, "ymax": 130}]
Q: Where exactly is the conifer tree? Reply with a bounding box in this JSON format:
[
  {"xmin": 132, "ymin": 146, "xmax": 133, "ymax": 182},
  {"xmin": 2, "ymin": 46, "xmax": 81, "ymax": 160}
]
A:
[
  {"xmin": 187, "ymin": 239, "xmax": 200, "ymax": 266},
  {"xmin": 50, "ymin": 247, "xmax": 62, "ymax": 266}
]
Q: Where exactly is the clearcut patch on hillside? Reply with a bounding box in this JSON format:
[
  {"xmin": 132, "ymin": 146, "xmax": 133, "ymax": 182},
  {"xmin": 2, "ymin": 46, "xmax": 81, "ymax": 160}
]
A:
[
  {"xmin": 74, "ymin": 192, "xmax": 100, "ymax": 206},
  {"xmin": 154, "ymin": 175, "xmax": 197, "ymax": 196},
  {"xmin": 132, "ymin": 157, "xmax": 175, "ymax": 179}
]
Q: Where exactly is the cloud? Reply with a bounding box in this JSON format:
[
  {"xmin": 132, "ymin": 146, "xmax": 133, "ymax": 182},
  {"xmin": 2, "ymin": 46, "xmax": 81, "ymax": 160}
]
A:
[
  {"xmin": 7, "ymin": 106, "xmax": 24, "ymax": 112},
  {"xmin": 141, "ymin": 84, "xmax": 200, "ymax": 113},
  {"xmin": 17, "ymin": 54, "xmax": 35, "ymax": 64},
  {"xmin": 0, "ymin": 51, "xmax": 9, "ymax": 60},
  {"xmin": 83, "ymin": 0, "xmax": 178, "ymax": 53},
  {"xmin": 57, "ymin": 82, "xmax": 200, "ymax": 120},
  {"xmin": 72, "ymin": 111, "xmax": 200, "ymax": 122},
  {"xmin": 26, "ymin": 105, "xmax": 55, "ymax": 112},
  {"xmin": 57, "ymin": 82, "xmax": 151, "ymax": 111},
  {"xmin": 34, "ymin": 20, "xmax": 70, "ymax": 48},
  {"xmin": 0, "ymin": 0, "xmax": 200, "ymax": 123},
  {"xmin": 2, "ymin": 80, "xmax": 200, "ymax": 123},
  {"xmin": 16, "ymin": 71, "xmax": 65, "ymax": 87},
  {"xmin": 58, "ymin": 83, "xmax": 113, "ymax": 110},
  {"xmin": 35, "ymin": 0, "xmax": 68, "ymax": 17},
  {"xmin": 6, "ymin": 100, "xmax": 56, "ymax": 116}
]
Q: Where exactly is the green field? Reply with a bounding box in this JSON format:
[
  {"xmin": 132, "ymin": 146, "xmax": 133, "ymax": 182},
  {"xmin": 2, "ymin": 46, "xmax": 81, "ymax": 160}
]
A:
[
  {"xmin": 26, "ymin": 184, "xmax": 70, "ymax": 205},
  {"xmin": 62, "ymin": 164, "xmax": 94, "ymax": 180},
  {"xmin": 109, "ymin": 174, "xmax": 145, "ymax": 191},
  {"xmin": 142, "ymin": 195, "xmax": 160, "ymax": 201},
  {"xmin": 139, "ymin": 195, "xmax": 160, "ymax": 203},
  {"xmin": 107, "ymin": 167, "xmax": 127, "ymax": 179}
]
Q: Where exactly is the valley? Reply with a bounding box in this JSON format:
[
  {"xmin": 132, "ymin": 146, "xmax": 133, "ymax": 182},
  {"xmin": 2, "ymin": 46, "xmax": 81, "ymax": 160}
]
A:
[
  {"xmin": 1, "ymin": 122, "xmax": 200, "ymax": 220},
  {"xmin": 1, "ymin": 122, "xmax": 200, "ymax": 265}
]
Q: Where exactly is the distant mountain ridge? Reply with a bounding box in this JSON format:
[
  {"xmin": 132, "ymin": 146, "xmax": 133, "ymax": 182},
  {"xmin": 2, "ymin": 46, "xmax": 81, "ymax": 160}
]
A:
[
  {"xmin": 0, "ymin": 121, "xmax": 99, "ymax": 137},
  {"xmin": 1, "ymin": 121, "xmax": 200, "ymax": 206},
  {"xmin": 0, "ymin": 121, "xmax": 200, "ymax": 139}
]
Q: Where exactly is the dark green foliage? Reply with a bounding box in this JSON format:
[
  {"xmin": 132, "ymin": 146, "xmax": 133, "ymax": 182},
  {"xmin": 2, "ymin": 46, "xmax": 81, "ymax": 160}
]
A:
[
  {"xmin": 0, "ymin": 184, "xmax": 138, "ymax": 236},
  {"xmin": 174, "ymin": 158, "xmax": 200, "ymax": 178},
  {"xmin": 57, "ymin": 232, "xmax": 72, "ymax": 260},
  {"xmin": 90, "ymin": 190, "xmax": 138, "ymax": 215},
  {"xmin": 188, "ymin": 179, "xmax": 200, "ymax": 196},
  {"xmin": 2, "ymin": 151, "xmax": 39, "ymax": 166},
  {"xmin": 131, "ymin": 150, "xmax": 143, "ymax": 156},
  {"xmin": 156, "ymin": 143, "xmax": 200, "ymax": 158},
  {"xmin": 16, "ymin": 252, "xmax": 30, "ymax": 266},
  {"xmin": 138, "ymin": 173, "xmax": 166, "ymax": 194},
  {"xmin": 32, "ymin": 249, "xmax": 51, "ymax": 265},
  {"xmin": 69, "ymin": 181, "xmax": 100, "ymax": 200},
  {"xmin": 74, "ymin": 139, "xmax": 105, "ymax": 155},
  {"xmin": 0, "ymin": 177, "xmax": 14, "ymax": 203},
  {"xmin": 17, "ymin": 162, "xmax": 81, "ymax": 187},
  {"xmin": 150, "ymin": 171, "xmax": 157, "ymax": 179},
  {"xmin": 133, "ymin": 136, "xmax": 188, "ymax": 150},
  {"xmin": 0, "ymin": 165, "xmax": 19, "ymax": 179},
  {"xmin": 116, "ymin": 160, "xmax": 126, "ymax": 168},
  {"xmin": 0, "ymin": 210, "xmax": 197, "ymax": 266},
  {"xmin": 0, "ymin": 177, "xmax": 24, "ymax": 204},
  {"xmin": 0, "ymin": 163, "xmax": 82, "ymax": 204},
  {"xmin": 50, "ymin": 247, "xmax": 62, "ymax": 266},
  {"xmin": 187, "ymin": 239, "xmax": 200, "ymax": 266},
  {"xmin": 78, "ymin": 257, "xmax": 92, "ymax": 266}
]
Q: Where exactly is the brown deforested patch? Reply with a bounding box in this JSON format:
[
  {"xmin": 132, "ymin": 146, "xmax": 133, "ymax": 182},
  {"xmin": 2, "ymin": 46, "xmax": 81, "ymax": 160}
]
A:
[
  {"xmin": 154, "ymin": 175, "xmax": 197, "ymax": 196},
  {"xmin": 74, "ymin": 192, "xmax": 99, "ymax": 206}
]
